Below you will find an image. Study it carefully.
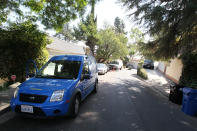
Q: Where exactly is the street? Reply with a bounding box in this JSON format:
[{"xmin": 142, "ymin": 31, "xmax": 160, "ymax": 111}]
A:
[{"xmin": 0, "ymin": 69, "xmax": 197, "ymax": 131}]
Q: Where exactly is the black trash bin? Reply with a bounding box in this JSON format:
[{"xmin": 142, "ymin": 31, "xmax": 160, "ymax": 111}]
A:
[{"xmin": 169, "ymin": 84, "xmax": 184, "ymax": 105}]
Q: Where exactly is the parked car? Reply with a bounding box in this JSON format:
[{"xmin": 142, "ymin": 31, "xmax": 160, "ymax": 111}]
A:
[
  {"xmin": 126, "ymin": 63, "xmax": 134, "ymax": 70},
  {"xmin": 143, "ymin": 59, "xmax": 154, "ymax": 69},
  {"xmin": 10, "ymin": 55, "xmax": 98, "ymax": 118},
  {"xmin": 97, "ymin": 63, "xmax": 108, "ymax": 75},
  {"xmin": 106, "ymin": 64, "xmax": 110, "ymax": 72},
  {"xmin": 108, "ymin": 60, "xmax": 123, "ymax": 70}
]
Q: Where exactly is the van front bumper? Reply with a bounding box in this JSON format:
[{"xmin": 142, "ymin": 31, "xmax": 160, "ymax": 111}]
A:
[{"xmin": 10, "ymin": 99, "xmax": 70, "ymax": 117}]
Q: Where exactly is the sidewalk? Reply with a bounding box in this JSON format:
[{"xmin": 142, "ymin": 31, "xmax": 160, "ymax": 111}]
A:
[
  {"xmin": 145, "ymin": 69, "xmax": 174, "ymax": 97},
  {"xmin": 0, "ymin": 82, "xmax": 20, "ymax": 115}
]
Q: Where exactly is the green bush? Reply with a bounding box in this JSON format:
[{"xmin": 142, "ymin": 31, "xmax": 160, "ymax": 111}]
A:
[
  {"xmin": 180, "ymin": 53, "xmax": 197, "ymax": 89},
  {"xmin": 137, "ymin": 60, "xmax": 144, "ymax": 68},
  {"xmin": 0, "ymin": 21, "xmax": 51, "ymax": 82},
  {"xmin": 137, "ymin": 67, "xmax": 148, "ymax": 80}
]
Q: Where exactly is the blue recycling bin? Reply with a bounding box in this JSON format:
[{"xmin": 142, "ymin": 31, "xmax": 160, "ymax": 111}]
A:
[{"xmin": 182, "ymin": 87, "xmax": 197, "ymax": 116}]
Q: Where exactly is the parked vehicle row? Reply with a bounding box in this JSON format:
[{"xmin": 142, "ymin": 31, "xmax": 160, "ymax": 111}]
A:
[{"xmin": 97, "ymin": 59, "xmax": 124, "ymax": 75}]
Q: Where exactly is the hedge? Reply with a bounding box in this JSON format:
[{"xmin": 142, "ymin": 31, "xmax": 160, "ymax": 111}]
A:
[
  {"xmin": 0, "ymin": 21, "xmax": 51, "ymax": 82},
  {"xmin": 137, "ymin": 66, "xmax": 148, "ymax": 80},
  {"xmin": 180, "ymin": 53, "xmax": 197, "ymax": 89}
]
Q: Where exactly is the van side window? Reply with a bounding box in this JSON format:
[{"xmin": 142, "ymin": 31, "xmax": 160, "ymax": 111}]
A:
[{"xmin": 82, "ymin": 62, "xmax": 89, "ymax": 74}]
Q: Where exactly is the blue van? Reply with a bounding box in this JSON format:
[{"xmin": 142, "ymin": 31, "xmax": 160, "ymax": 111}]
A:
[{"xmin": 10, "ymin": 55, "xmax": 98, "ymax": 118}]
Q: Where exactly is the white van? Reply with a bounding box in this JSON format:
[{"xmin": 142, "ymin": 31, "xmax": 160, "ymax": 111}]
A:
[{"xmin": 109, "ymin": 59, "xmax": 123, "ymax": 70}]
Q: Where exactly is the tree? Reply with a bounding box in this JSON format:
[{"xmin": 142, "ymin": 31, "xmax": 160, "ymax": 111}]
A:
[
  {"xmin": 0, "ymin": 0, "xmax": 88, "ymax": 30},
  {"xmin": 0, "ymin": 1, "xmax": 21, "ymax": 26},
  {"xmin": 128, "ymin": 28, "xmax": 145, "ymax": 59},
  {"xmin": 73, "ymin": 0, "xmax": 100, "ymax": 54},
  {"xmin": 121, "ymin": 0, "xmax": 197, "ymax": 87},
  {"xmin": 55, "ymin": 23, "xmax": 74, "ymax": 42},
  {"xmin": 130, "ymin": 28, "xmax": 144, "ymax": 44},
  {"xmin": 0, "ymin": 21, "xmax": 51, "ymax": 82},
  {"xmin": 121, "ymin": 0, "xmax": 197, "ymax": 60},
  {"xmin": 96, "ymin": 27, "xmax": 128, "ymax": 62},
  {"xmin": 114, "ymin": 17, "xmax": 126, "ymax": 34}
]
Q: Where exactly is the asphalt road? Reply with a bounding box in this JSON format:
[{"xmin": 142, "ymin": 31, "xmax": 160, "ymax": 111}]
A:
[{"xmin": 0, "ymin": 69, "xmax": 197, "ymax": 131}]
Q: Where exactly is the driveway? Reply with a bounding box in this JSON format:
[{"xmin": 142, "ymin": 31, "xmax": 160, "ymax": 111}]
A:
[{"xmin": 0, "ymin": 69, "xmax": 197, "ymax": 131}]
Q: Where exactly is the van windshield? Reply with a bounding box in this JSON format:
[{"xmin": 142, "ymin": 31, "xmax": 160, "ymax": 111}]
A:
[{"xmin": 36, "ymin": 60, "xmax": 81, "ymax": 79}]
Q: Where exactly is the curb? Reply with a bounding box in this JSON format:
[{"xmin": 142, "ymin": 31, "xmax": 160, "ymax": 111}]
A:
[{"xmin": 0, "ymin": 104, "xmax": 11, "ymax": 116}]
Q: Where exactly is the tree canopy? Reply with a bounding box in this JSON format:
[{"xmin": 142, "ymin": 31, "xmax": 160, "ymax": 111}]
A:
[
  {"xmin": 126, "ymin": 28, "xmax": 144, "ymax": 61},
  {"xmin": 0, "ymin": 21, "xmax": 50, "ymax": 82},
  {"xmin": 121, "ymin": 0, "xmax": 197, "ymax": 87},
  {"xmin": 0, "ymin": 0, "xmax": 88, "ymax": 30},
  {"xmin": 73, "ymin": 0, "xmax": 99, "ymax": 54},
  {"xmin": 114, "ymin": 17, "xmax": 127, "ymax": 34},
  {"xmin": 121, "ymin": 0, "xmax": 197, "ymax": 60},
  {"xmin": 55, "ymin": 23, "xmax": 74, "ymax": 42},
  {"xmin": 96, "ymin": 27, "xmax": 128, "ymax": 62}
]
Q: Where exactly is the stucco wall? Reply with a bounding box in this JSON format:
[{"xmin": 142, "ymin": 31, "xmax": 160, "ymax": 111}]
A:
[{"xmin": 166, "ymin": 58, "xmax": 183, "ymax": 83}]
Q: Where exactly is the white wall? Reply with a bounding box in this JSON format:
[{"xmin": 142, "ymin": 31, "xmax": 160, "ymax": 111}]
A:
[{"xmin": 157, "ymin": 62, "xmax": 165, "ymax": 73}]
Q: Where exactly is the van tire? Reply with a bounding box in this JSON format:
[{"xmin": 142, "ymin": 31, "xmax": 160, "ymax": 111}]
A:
[
  {"xmin": 93, "ymin": 80, "xmax": 98, "ymax": 93},
  {"xmin": 70, "ymin": 95, "xmax": 80, "ymax": 118}
]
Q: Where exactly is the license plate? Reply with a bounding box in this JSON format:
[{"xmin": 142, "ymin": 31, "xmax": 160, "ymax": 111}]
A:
[{"xmin": 21, "ymin": 105, "xmax": 33, "ymax": 113}]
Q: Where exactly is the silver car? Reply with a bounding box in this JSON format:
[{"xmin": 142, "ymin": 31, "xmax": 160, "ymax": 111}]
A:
[{"xmin": 97, "ymin": 63, "xmax": 108, "ymax": 75}]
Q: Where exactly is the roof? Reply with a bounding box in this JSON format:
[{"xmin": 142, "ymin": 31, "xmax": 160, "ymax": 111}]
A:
[
  {"xmin": 49, "ymin": 55, "xmax": 85, "ymax": 61},
  {"xmin": 47, "ymin": 37, "xmax": 87, "ymax": 55}
]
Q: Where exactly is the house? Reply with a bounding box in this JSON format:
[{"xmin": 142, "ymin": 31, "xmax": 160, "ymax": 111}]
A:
[
  {"xmin": 128, "ymin": 55, "xmax": 143, "ymax": 69},
  {"xmin": 47, "ymin": 37, "xmax": 90, "ymax": 59},
  {"xmin": 157, "ymin": 58, "xmax": 183, "ymax": 84}
]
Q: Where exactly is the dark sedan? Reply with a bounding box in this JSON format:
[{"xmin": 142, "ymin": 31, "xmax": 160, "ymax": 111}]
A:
[{"xmin": 143, "ymin": 59, "xmax": 154, "ymax": 69}]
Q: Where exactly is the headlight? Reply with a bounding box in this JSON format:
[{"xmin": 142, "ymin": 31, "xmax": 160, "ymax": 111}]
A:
[
  {"xmin": 50, "ymin": 90, "xmax": 64, "ymax": 102},
  {"xmin": 14, "ymin": 87, "xmax": 19, "ymax": 98}
]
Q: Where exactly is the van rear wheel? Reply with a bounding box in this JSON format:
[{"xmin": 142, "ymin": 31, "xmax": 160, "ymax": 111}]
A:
[{"xmin": 93, "ymin": 81, "xmax": 98, "ymax": 93}]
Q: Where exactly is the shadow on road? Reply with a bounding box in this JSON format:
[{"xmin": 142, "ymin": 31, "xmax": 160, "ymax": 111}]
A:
[{"xmin": 1, "ymin": 70, "xmax": 197, "ymax": 131}]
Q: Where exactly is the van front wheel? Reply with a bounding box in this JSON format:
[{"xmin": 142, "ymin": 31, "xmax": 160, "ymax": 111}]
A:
[{"xmin": 70, "ymin": 95, "xmax": 80, "ymax": 118}]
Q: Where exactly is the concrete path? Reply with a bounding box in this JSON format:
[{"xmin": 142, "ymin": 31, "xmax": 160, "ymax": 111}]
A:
[
  {"xmin": 145, "ymin": 69, "xmax": 174, "ymax": 97},
  {"xmin": 0, "ymin": 83, "xmax": 20, "ymax": 114}
]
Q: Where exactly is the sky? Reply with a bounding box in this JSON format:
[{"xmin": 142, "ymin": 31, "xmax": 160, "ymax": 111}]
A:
[
  {"xmin": 95, "ymin": 0, "xmax": 135, "ymax": 31},
  {"xmin": 46, "ymin": 0, "xmax": 137, "ymax": 36}
]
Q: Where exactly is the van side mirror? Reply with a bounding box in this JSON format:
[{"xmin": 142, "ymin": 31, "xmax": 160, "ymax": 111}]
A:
[{"xmin": 81, "ymin": 74, "xmax": 90, "ymax": 80}]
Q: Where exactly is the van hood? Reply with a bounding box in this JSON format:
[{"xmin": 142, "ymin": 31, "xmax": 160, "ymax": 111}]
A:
[{"xmin": 19, "ymin": 78, "xmax": 78, "ymax": 93}]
